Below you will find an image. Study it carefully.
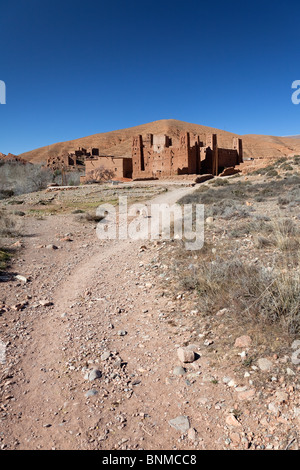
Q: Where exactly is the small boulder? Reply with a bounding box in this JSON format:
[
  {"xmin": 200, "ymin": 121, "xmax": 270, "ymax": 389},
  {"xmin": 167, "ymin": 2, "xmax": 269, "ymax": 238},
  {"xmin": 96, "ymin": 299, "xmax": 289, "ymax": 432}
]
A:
[
  {"xmin": 177, "ymin": 347, "xmax": 195, "ymax": 363},
  {"xmin": 187, "ymin": 428, "xmax": 198, "ymax": 441},
  {"xmin": 39, "ymin": 300, "xmax": 53, "ymax": 307},
  {"xmin": 169, "ymin": 416, "xmax": 190, "ymax": 433},
  {"xmin": 85, "ymin": 389, "xmax": 98, "ymax": 398},
  {"xmin": 85, "ymin": 369, "xmax": 102, "ymax": 382},
  {"xmin": 226, "ymin": 414, "xmax": 242, "ymax": 428},
  {"xmin": 101, "ymin": 352, "xmax": 111, "ymax": 361},
  {"xmin": 173, "ymin": 366, "xmax": 186, "ymax": 376},
  {"xmin": 118, "ymin": 330, "xmax": 127, "ymax": 337},
  {"xmin": 234, "ymin": 335, "xmax": 252, "ymax": 348},
  {"xmin": 258, "ymin": 358, "xmax": 273, "ymax": 372}
]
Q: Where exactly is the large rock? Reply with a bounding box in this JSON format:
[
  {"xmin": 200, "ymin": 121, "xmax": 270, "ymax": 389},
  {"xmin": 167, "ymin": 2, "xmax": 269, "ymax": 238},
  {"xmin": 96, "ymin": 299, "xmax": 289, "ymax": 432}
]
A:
[
  {"xmin": 173, "ymin": 366, "xmax": 186, "ymax": 376},
  {"xmin": 220, "ymin": 167, "xmax": 241, "ymax": 177},
  {"xmin": 258, "ymin": 358, "xmax": 273, "ymax": 372},
  {"xmin": 234, "ymin": 335, "xmax": 252, "ymax": 348},
  {"xmin": 101, "ymin": 351, "xmax": 111, "ymax": 361},
  {"xmin": 169, "ymin": 416, "xmax": 190, "ymax": 433},
  {"xmin": 187, "ymin": 428, "xmax": 198, "ymax": 441},
  {"xmin": 226, "ymin": 414, "xmax": 242, "ymax": 428},
  {"xmin": 85, "ymin": 389, "xmax": 98, "ymax": 398},
  {"xmin": 194, "ymin": 174, "xmax": 214, "ymax": 184},
  {"xmin": 177, "ymin": 347, "xmax": 195, "ymax": 363},
  {"xmin": 85, "ymin": 369, "xmax": 102, "ymax": 382}
]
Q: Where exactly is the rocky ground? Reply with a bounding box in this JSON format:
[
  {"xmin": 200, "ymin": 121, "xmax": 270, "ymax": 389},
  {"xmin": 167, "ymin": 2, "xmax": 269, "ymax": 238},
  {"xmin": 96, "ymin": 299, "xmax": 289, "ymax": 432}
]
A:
[{"xmin": 0, "ymin": 171, "xmax": 299, "ymax": 450}]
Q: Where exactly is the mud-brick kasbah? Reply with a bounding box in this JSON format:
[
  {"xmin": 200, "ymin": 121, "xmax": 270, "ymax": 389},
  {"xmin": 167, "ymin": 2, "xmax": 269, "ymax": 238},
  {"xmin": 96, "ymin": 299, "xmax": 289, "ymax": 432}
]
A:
[{"xmin": 46, "ymin": 132, "xmax": 243, "ymax": 181}]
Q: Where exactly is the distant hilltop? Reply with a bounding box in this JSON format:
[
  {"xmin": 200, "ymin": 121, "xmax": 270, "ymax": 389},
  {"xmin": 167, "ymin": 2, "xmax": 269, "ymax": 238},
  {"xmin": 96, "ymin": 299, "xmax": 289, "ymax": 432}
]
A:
[{"xmin": 0, "ymin": 153, "xmax": 31, "ymax": 165}]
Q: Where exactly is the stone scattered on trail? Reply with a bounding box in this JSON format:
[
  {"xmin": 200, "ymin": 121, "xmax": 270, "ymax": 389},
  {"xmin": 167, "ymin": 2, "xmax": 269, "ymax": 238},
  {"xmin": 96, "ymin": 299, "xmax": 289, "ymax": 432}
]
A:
[
  {"xmin": 85, "ymin": 389, "xmax": 98, "ymax": 398},
  {"xmin": 268, "ymin": 403, "xmax": 279, "ymax": 414},
  {"xmin": 275, "ymin": 391, "xmax": 288, "ymax": 404},
  {"xmin": 114, "ymin": 357, "xmax": 123, "ymax": 368},
  {"xmin": 169, "ymin": 416, "xmax": 190, "ymax": 433},
  {"xmin": 237, "ymin": 389, "xmax": 256, "ymax": 401},
  {"xmin": 258, "ymin": 358, "xmax": 273, "ymax": 372},
  {"xmin": 15, "ymin": 275, "xmax": 28, "ymax": 283},
  {"xmin": 226, "ymin": 414, "xmax": 242, "ymax": 428},
  {"xmin": 117, "ymin": 330, "xmax": 127, "ymax": 337},
  {"xmin": 46, "ymin": 244, "xmax": 58, "ymax": 250},
  {"xmin": 85, "ymin": 369, "xmax": 102, "ymax": 382},
  {"xmin": 187, "ymin": 428, "xmax": 198, "ymax": 441},
  {"xmin": 101, "ymin": 351, "xmax": 111, "ymax": 361},
  {"xmin": 234, "ymin": 335, "xmax": 252, "ymax": 348},
  {"xmin": 173, "ymin": 366, "xmax": 186, "ymax": 376},
  {"xmin": 177, "ymin": 347, "xmax": 195, "ymax": 363},
  {"xmin": 11, "ymin": 240, "xmax": 23, "ymax": 248},
  {"xmin": 216, "ymin": 308, "xmax": 228, "ymax": 317},
  {"xmin": 60, "ymin": 237, "xmax": 72, "ymax": 242},
  {"xmin": 223, "ymin": 377, "xmax": 233, "ymax": 385},
  {"xmin": 291, "ymin": 340, "xmax": 300, "ymax": 350},
  {"xmin": 11, "ymin": 301, "xmax": 28, "ymax": 311},
  {"xmin": 39, "ymin": 300, "xmax": 53, "ymax": 307}
]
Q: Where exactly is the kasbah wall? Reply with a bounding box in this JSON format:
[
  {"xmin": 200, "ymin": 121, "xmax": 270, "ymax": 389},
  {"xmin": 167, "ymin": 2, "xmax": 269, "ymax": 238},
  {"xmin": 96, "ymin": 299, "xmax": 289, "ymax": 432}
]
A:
[
  {"xmin": 84, "ymin": 155, "xmax": 133, "ymax": 179},
  {"xmin": 132, "ymin": 132, "xmax": 243, "ymax": 179}
]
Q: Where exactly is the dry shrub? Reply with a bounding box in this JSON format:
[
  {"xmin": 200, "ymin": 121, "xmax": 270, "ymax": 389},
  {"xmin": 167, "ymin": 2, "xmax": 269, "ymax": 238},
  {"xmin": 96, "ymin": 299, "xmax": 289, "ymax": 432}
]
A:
[
  {"xmin": 178, "ymin": 255, "xmax": 300, "ymax": 334},
  {"xmin": 0, "ymin": 250, "xmax": 10, "ymax": 270},
  {"xmin": 0, "ymin": 209, "xmax": 18, "ymax": 237},
  {"xmin": 175, "ymin": 215, "xmax": 300, "ymax": 334},
  {"xmin": 0, "ymin": 161, "xmax": 53, "ymax": 196},
  {"xmin": 271, "ymin": 218, "xmax": 299, "ymax": 251},
  {"xmin": 0, "ymin": 210, "xmax": 19, "ymax": 271},
  {"xmin": 76, "ymin": 212, "xmax": 104, "ymax": 224}
]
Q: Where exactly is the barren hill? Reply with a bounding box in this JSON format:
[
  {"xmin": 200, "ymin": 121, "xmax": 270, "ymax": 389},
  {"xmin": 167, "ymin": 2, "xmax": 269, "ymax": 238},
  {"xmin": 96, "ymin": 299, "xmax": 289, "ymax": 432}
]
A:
[
  {"xmin": 0, "ymin": 152, "xmax": 31, "ymax": 165},
  {"xmin": 18, "ymin": 119, "xmax": 300, "ymax": 164}
]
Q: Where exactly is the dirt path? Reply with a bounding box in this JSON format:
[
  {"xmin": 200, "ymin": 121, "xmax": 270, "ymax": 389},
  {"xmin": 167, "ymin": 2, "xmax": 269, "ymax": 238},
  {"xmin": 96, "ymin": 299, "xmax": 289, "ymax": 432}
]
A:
[
  {"xmin": 1, "ymin": 186, "xmax": 208, "ymax": 450},
  {"xmin": 1, "ymin": 184, "xmax": 299, "ymax": 451}
]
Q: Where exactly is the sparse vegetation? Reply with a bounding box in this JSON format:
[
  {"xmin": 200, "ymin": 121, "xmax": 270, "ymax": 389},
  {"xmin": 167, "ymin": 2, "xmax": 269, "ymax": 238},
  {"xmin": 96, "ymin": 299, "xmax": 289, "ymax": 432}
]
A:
[
  {"xmin": 0, "ymin": 209, "xmax": 18, "ymax": 237},
  {"xmin": 0, "ymin": 161, "xmax": 84, "ymax": 198},
  {"xmin": 0, "ymin": 161, "xmax": 53, "ymax": 197},
  {"xmin": 0, "ymin": 209, "xmax": 20, "ymax": 271},
  {"xmin": 76, "ymin": 212, "xmax": 105, "ymax": 224},
  {"xmin": 0, "ymin": 249, "xmax": 10, "ymax": 270},
  {"xmin": 166, "ymin": 168, "xmax": 300, "ymax": 335}
]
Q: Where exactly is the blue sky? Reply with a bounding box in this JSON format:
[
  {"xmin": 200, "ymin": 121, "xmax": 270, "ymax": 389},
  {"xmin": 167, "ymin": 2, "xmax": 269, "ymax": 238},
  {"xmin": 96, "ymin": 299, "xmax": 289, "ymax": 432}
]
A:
[{"xmin": 0, "ymin": 0, "xmax": 300, "ymax": 155}]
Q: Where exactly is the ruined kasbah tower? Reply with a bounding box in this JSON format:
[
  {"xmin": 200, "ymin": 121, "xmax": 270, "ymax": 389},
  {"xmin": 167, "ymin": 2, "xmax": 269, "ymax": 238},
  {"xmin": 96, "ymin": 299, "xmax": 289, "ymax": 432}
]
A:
[{"xmin": 132, "ymin": 132, "xmax": 243, "ymax": 179}]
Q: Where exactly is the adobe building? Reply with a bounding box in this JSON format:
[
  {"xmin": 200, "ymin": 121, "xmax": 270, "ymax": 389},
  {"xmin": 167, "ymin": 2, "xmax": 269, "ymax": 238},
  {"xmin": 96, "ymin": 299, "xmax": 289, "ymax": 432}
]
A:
[
  {"xmin": 83, "ymin": 154, "xmax": 133, "ymax": 181},
  {"xmin": 47, "ymin": 133, "xmax": 243, "ymax": 183},
  {"xmin": 46, "ymin": 147, "xmax": 91, "ymax": 171},
  {"xmin": 132, "ymin": 132, "xmax": 243, "ymax": 179}
]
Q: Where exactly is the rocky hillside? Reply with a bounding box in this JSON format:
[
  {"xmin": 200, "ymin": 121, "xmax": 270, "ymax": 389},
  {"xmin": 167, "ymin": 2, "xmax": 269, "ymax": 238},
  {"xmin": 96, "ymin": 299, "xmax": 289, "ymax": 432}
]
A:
[{"xmin": 18, "ymin": 120, "xmax": 300, "ymax": 164}]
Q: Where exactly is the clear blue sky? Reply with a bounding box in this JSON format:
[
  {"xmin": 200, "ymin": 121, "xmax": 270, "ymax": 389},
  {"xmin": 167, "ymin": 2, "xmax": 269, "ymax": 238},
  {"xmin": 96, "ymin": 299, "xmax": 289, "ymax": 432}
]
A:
[{"xmin": 0, "ymin": 0, "xmax": 300, "ymax": 155}]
